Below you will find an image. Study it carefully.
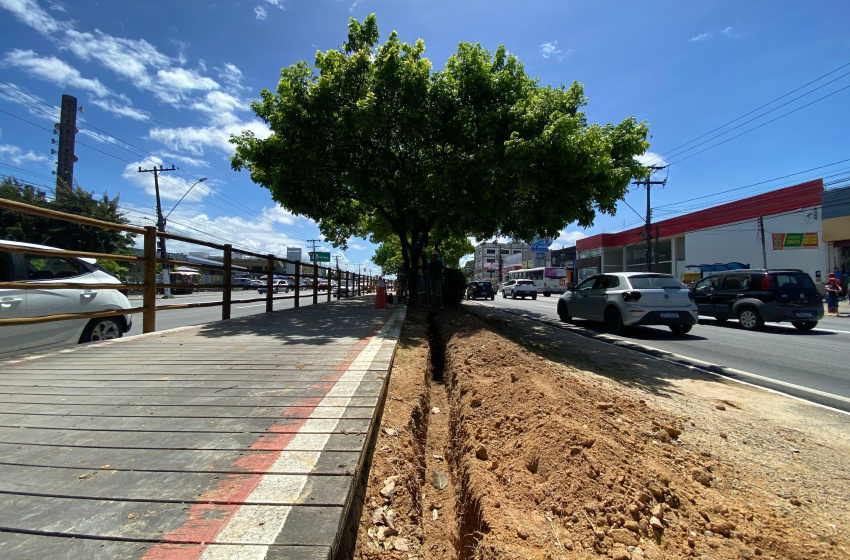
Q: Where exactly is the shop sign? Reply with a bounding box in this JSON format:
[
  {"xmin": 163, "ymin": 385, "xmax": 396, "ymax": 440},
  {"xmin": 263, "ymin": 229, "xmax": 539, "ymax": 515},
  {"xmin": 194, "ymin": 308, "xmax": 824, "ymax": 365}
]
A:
[{"xmin": 771, "ymin": 233, "xmax": 819, "ymax": 250}]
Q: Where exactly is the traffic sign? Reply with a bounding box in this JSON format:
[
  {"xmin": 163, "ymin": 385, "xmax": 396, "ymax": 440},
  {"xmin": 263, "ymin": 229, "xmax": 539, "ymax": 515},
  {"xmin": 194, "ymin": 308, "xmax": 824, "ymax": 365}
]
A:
[{"xmin": 309, "ymin": 251, "xmax": 331, "ymax": 263}]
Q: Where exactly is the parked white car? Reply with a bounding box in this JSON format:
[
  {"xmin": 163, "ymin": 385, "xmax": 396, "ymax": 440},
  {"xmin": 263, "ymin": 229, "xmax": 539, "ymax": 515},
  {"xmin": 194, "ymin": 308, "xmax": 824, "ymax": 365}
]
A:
[
  {"xmin": 557, "ymin": 272, "xmax": 697, "ymax": 335},
  {"xmin": 501, "ymin": 279, "xmax": 538, "ymax": 300},
  {"xmin": 257, "ymin": 279, "xmax": 289, "ymax": 294},
  {"xmin": 0, "ymin": 240, "xmax": 133, "ymax": 355}
]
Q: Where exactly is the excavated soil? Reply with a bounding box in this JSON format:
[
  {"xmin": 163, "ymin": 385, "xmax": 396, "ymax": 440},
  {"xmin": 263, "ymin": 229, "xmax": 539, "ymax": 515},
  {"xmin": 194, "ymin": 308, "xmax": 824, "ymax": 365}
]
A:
[{"xmin": 352, "ymin": 307, "xmax": 850, "ymax": 559}]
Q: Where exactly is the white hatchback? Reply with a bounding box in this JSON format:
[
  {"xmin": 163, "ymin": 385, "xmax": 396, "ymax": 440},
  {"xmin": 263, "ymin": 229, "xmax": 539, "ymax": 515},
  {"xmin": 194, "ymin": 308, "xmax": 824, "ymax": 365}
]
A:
[
  {"xmin": 557, "ymin": 272, "xmax": 698, "ymax": 335},
  {"xmin": 0, "ymin": 240, "xmax": 133, "ymax": 355}
]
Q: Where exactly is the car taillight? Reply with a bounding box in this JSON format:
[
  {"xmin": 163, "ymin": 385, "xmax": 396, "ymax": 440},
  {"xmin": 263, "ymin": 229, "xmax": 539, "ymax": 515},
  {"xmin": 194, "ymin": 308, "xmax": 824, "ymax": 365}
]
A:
[
  {"xmin": 622, "ymin": 291, "xmax": 642, "ymax": 302},
  {"xmin": 532, "ymin": 282, "xmax": 536, "ymax": 286},
  {"xmin": 761, "ymin": 275, "xmax": 773, "ymax": 290}
]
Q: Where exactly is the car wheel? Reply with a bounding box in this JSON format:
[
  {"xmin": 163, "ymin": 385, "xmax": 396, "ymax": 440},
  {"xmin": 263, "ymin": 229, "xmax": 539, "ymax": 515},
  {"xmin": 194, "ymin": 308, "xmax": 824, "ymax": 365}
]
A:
[
  {"xmin": 792, "ymin": 320, "xmax": 818, "ymax": 332},
  {"xmin": 669, "ymin": 323, "xmax": 692, "ymax": 335},
  {"xmin": 491, "ymin": 295, "xmax": 495, "ymax": 300},
  {"xmin": 557, "ymin": 300, "xmax": 572, "ymax": 322},
  {"xmin": 502, "ymin": 291, "xmax": 507, "ymax": 299},
  {"xmin": 543, "ymin": 292, "xmax": 551, "ymax": 297},
  {"xmin": 531, "ymin": 294, "xmax": 537, "ymax": 300},
  {"xmin": 80, "ymin": 318, "xmax": 123, "ymax": 344},
  {"xmin": 737, "ymin": 307, "xmax": 764, "ymax": 331},
  {"xmin": 603, "ymin": 307, "xmax": 624, "ymax": 335}
]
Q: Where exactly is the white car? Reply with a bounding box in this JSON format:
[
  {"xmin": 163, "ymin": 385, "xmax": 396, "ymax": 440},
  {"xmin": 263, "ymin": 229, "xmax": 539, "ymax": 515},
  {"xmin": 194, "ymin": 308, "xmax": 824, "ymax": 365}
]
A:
[
  {"xmin": 257, "ymin": 279, "xmax": 289, "ymax": 294},
  {"xmin": 501, "ymin": 279, "xmax": 538, "ymax": 300},
  {"xmin": 0, "ymin": 240, "xmax": 133, "ymax": 355},
  {"xmin": 557, "ymin": 272, "xmax": 698, "ymax": 335}
]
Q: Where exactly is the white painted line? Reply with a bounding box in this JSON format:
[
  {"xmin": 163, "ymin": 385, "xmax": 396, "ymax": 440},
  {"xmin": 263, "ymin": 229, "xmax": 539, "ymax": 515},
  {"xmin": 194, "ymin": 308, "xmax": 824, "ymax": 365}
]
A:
[
  {"xmin": 202, "ymin": 307, "xmax": 403, "ymax": 553},
  {"xmin": 236, "ymin": 304, "xmax": 268, "ymax": 309}
]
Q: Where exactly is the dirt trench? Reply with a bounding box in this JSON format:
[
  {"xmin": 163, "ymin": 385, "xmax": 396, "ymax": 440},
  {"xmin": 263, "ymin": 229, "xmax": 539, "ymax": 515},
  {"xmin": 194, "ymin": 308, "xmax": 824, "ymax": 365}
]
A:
[{"xmin": 352, "ymin": 307, "xmax": 849, "ymax": 559}]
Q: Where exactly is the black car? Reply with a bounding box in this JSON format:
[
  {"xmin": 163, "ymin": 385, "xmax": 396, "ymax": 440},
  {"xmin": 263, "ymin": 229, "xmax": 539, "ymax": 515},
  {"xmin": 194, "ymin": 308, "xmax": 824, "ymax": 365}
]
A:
[
  {"xmin": 466, "ymin": 280, "xmax": 495, "ymax": 300},
  {"xmin": 691, "ymin": 269, "xmax": 823, "ymax": 331}
]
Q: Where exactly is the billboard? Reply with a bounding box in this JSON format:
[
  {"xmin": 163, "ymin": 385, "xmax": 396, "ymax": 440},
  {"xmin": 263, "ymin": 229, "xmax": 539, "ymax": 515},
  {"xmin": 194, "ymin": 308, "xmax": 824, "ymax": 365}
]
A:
[
  {"xmin": 286, "ymin": 247, "xmax": 302, "ymax": 261},
  {"xmin": 771, "ymin": 233, "xmax": 819, "ymax": 250}
]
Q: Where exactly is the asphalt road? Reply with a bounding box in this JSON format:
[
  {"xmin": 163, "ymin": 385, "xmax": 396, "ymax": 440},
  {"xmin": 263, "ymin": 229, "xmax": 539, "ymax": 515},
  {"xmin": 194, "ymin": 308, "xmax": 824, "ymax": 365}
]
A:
[
  {"xmin": 126, "ymin": 289, "xmax": 346, "ymax": 336},
  {"xmin": 467, "ymin": 293, "xmax": 850, "ymax": 413}
]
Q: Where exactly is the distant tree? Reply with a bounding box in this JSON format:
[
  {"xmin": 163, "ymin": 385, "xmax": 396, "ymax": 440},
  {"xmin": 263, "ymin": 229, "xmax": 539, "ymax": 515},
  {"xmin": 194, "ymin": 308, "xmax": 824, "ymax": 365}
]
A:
[
  {"xmin": 231, "ymin": 15, "xmax": 650, "ymax": 304},
  {"xmin": 0, "ymin": 177, "xmax": 135, "ymax": 254},
  {"xmin": 371, "ymin": 232, "xmax": 473, "ymax": 276}
]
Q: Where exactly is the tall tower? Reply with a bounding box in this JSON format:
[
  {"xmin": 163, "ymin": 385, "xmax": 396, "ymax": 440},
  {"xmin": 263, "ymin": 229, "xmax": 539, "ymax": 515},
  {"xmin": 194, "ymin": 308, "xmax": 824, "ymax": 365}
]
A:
[{"xmin": 54, "ymin": 94, "xmax": 78, "ymax": 198}]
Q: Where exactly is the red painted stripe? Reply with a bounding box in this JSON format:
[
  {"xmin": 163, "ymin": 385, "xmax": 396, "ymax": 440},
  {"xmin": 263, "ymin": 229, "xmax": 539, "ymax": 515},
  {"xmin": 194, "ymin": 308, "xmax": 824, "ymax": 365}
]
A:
[{"xmin": 142, "ymin": 312, "xmax": 394, "ymax": 559}]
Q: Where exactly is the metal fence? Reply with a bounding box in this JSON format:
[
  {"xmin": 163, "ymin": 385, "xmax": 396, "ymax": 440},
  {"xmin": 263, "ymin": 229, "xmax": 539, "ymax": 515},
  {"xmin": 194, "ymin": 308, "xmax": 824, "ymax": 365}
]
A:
[{"xmin": 0, "ymin": 197, "xmax": 374, "ymax": 334}]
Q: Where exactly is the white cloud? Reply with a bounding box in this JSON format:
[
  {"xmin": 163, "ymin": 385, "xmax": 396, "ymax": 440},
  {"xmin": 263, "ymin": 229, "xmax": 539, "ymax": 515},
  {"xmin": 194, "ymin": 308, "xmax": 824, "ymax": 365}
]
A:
[
  {"xmin": 254, "ymin": 5, "xmax": 267, "ymax": 20},
  {"xmin": 551, "ymin": 230, "xmax": 586, "ymax": 249},
  {"xmin": 156, "ymin": 67, "xmax": 219, "ymax": 92},
  {"xmin": 689, "ymin": 32, "xmax": 713, "ymax": 42},
  {"xmin": 0, "ymin": 143, "xmax": 50, "ymax": 166},
  {"xmin": 147, "ymin": 120, "xmax": 271, "ymax": 156},
  {"xmin": 122, "ymin": 158, "xmax": 213, "ymax": 202},
  {"xmin": 349, "ymin": 0, "xmax": 363, "ymax": 12},
  {"xmin": 0, "ymin": 0, "xmax": 68, "ymax": 35},
  {"xmin": 539, "ymin": 40, "xmax": 569, "ymax": 62},
  {"xmin": 264, "ymin": 0, "xmax": 285, "ymax": 8},
  {"xmin": 160, "ymin": 152, "xmax": 209, "ymax": 168},
  {"xmin": 3, "ymin": 49, "xmax": 111, "ymax": 97},
  {"xmin": 89, "ymin": 98, "xmax": 150, "ymax": 121},
  {"xmin": 636, "ymin": 151, "xmax": 668, "ymax": 167},
  {"xmin": 217, "ymin": 62, "xmax": 248, "ymax": 93},
  {"xmin": 190, "ymin": 91, "xmax": 244, "ymax": 125},
  {"xmin": 263, "ymin": 205, "xmax": 297, "ymax": 225},
  {"xmin": 47, "ymin": 0, "xmax": 65, "ymax": 12},
  {"xmin": 64, "ymin": 29, "xmax": 171, "ymax": 86}
]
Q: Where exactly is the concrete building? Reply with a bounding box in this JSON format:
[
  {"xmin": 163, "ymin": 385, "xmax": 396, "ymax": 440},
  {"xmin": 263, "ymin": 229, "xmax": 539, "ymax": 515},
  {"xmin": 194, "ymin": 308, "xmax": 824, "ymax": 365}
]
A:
[
  {"xmin": 473, "ymin": 241, "xmax": 532, "ymax": 282},
  {"xmin": 574, "ymin": 179, "xmax": 832, "ymax": 283},
  {"xmin": 822, "ymin": 184, "xmax": 850, "ymax": 280}
]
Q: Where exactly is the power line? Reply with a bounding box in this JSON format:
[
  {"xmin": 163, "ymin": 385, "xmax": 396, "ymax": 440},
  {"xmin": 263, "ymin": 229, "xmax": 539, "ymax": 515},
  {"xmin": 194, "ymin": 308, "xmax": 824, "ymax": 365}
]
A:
[{"xmin": 642, "ymin": 61, "xmax": 850, "ymax": 167}]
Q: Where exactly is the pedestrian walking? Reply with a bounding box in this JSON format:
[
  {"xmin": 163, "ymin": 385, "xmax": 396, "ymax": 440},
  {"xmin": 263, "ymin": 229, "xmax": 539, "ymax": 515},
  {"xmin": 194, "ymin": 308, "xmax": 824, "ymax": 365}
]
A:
[{"xmin": 825, "ymin": 273, "xmax": 841, "ymax": 316}]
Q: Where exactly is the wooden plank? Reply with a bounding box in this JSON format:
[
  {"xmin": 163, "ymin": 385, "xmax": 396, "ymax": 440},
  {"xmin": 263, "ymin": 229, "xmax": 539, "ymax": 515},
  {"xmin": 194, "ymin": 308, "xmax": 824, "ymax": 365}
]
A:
[
  {"xmin": 0, "ymin": 415, "xmax": 371, "ymax": 435},
  {"xmin": 0, "ymin": 444, "xmax": 360, "ymax": 475},
  {"xmin": 0, "ymin": 383, "xmax": 384, "ymax": 398},
  {"xmin": 0, "ymin": 427, "xmax": 367, "ymax": 452},
  {"xmin": 0, "ymin": 465, "xmax": 354, "ymax": 506},
  {"xmin": 0, "ymin": 404, "xmax": 377, "ymax": 418},
  {"xmin": 0, "ymin": 394, "xmax": 381, "ymax": 407}
]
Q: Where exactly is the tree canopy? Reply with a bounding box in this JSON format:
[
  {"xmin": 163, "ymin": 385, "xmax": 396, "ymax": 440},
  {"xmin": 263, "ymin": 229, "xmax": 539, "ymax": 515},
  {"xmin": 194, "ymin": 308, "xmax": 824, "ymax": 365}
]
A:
[
  {"xmin": 231, "ymin": 15, "xmax": 650, "ymax": 301},
  {"xmin": 0, "ymin": 177, "xmax": 134, "ymax": 254}
]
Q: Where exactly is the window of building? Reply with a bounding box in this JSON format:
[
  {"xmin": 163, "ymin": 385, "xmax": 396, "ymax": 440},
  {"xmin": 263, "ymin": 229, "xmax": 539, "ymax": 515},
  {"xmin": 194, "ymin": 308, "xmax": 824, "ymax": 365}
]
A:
[
  {"xmin": 675, "ymin": 237, "xmax": 686, "ymax": 261},
  {"xmin": 501, "ymin": 250, "xmax": 509, "ymax": 255},
  {"xmin": 513, "ymin": 250, "xmax": 522, "ymax": 254},
  {"xmin": 486, "ymin": 249, "xmax": 495, "ymax": 255}
]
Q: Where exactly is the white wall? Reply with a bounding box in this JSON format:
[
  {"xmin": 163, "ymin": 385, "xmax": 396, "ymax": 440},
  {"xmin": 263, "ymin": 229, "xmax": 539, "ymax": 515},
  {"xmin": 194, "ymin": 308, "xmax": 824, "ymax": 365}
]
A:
[{"xmin": 684, "ymin": 206, "xmax": 827, "ymax": 280}]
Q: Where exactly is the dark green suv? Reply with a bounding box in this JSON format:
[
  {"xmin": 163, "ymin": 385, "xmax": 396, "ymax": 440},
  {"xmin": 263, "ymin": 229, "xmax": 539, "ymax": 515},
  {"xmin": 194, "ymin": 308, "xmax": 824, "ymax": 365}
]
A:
[
  {"xmin": 466, "ymin": 281, "xmax": 495, "ymax": 300},
  {"xmin": 691, "ymin": 269, "xmax": 823, "ymax": 331}
]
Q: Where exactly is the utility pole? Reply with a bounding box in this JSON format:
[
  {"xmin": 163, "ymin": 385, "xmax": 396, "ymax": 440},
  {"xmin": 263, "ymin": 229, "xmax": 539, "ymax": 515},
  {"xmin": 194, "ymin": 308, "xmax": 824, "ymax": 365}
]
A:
[
  {"xmin": 53, "ymin": 94, "xmax": 81, "ymax": 200},
  {"xmin": 758, "ymin": 216, "xmax": 767, "ymax": 269},
  {"xmin": 631, "ymin": 166, "xmax": 667, "ymax": 272},
  {"xmin": 138, "ymin": 165, "xmax": 177, "ymax": 297}
]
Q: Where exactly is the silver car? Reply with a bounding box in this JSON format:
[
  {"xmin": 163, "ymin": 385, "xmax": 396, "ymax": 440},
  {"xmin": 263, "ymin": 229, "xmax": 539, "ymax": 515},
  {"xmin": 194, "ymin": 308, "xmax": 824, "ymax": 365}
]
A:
[
  {"xmin": 0, "ymin": 240, "xmax": 134, "ymax": 355},
  {"xmin": 557, "ymin": 272, "xmax": 698, "ymax": 335}
]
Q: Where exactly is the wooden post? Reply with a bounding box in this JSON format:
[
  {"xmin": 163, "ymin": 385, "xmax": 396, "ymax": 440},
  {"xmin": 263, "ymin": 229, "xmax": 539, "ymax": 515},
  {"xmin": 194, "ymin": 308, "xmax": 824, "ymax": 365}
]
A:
[
  {"xmin": 294, "ymin": 261, "xmax": 301, "ymax": 308},
  {"xmin": 142, "ymin": 226, "xmax": 157, "ymax": 333},
  {"xmin": 266, "ymin": 254, "xmax": 274, "ymax": 313},
  {"xmin": 326, "ymin": 267, "xmax": 331, "ymax": 302},
  {"xmin": 313, "ymin": 263, "xmax": 319, "ymax": 305},
  {"xmin": 222, "ymin": 244, "xmax": 232, "ymax": 320},
  {"xmin": 336, "ymin": 267, "xmax": 342, "ymax": 301}
]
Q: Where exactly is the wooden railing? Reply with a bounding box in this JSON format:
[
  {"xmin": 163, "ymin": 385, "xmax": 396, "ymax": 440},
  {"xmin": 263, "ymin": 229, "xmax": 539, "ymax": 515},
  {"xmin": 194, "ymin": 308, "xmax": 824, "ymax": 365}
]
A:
[{"xmin": 0, "ymin": 198, "xmax": 375, "ymax": 334}]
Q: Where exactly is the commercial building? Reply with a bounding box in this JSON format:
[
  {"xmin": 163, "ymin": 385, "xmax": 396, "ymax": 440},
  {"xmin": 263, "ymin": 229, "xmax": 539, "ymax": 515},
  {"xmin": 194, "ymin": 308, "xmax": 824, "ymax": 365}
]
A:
[
  {"xmin": 574, "ymin": 179, "xmax": 836, "ymax": 283},
  {"xmin": 472, "ymin": 241, "xmax": 531, "ymax": 282}
]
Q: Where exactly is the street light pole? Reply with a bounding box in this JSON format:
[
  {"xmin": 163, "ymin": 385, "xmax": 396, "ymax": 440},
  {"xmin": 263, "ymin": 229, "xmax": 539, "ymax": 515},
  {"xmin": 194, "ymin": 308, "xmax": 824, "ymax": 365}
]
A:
[{"xmin": 160, "ymin": 176, "xmax": 207, "ymax": 298}]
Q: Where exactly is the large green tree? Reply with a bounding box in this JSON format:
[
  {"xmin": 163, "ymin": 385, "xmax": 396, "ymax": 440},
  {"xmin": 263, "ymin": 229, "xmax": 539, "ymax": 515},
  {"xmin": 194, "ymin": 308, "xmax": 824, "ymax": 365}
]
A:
[
  {"xmin": 231, "ymin": 15, "xmax": 650, "ymax": 302},
  {"xmin": 1, "ymin": 177, "xmax": 134, "ymax": 254}
]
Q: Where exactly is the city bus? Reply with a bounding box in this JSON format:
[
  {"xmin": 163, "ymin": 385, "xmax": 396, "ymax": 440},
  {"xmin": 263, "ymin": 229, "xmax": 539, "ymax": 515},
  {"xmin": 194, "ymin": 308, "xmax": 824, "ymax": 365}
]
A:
[{"xmin": 506, "ymin": 267, "xmax": 574, "ymax": 296}]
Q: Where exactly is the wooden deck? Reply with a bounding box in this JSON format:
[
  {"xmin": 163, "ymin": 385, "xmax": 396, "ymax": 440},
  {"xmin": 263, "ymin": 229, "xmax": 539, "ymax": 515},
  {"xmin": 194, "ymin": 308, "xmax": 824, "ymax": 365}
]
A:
[{"xmin": 0, "ymin": 300, "xmax": 404, "ymax": 560}]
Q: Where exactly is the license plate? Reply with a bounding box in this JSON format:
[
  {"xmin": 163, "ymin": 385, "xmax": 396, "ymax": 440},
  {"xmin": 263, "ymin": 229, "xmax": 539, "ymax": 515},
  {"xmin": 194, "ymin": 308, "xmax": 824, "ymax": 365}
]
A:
[
  {"xmin": 796, "ymin": 312, "xmax": 813, "ymax": 318},
  {"xmin": 660, "ymin": 312, "xmax": 679, "ymax": 319}
]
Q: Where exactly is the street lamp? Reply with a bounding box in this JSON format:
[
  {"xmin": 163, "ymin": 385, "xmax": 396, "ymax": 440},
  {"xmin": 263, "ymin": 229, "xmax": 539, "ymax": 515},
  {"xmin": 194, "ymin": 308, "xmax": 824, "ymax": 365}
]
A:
[{"xmin": 161, "ymin": 177, "xmax": 207, "ymax": 298}]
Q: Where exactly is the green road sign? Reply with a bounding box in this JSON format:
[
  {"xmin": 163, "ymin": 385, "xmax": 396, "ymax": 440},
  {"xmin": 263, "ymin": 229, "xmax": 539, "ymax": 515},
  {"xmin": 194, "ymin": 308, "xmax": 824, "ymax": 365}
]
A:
[{"xmin": 309, "ymin": 251, "xmax": 331, "ymax": 262}]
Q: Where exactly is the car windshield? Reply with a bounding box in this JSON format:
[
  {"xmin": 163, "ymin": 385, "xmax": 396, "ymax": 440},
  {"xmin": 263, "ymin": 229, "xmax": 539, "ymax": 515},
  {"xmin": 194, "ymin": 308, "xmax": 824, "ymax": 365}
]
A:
[
  {"xmin": 473, "ymin": 282, "xmax": 491, "ymax": 287},
  {"xmin": 628, "ymin": 274, "xmax": 686, "ymax": 289}
]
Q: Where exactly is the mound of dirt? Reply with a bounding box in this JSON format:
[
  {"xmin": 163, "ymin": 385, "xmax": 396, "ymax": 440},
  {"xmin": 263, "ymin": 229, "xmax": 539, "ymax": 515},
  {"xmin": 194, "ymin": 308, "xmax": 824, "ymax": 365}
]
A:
[{"xmin": 352, "ymin": 308, "xmax": 849, "ymax": 559}]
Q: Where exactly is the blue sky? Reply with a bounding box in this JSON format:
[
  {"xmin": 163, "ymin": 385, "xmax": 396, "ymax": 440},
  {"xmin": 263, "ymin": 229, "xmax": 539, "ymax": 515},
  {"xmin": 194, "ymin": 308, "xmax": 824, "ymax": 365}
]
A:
[{"xmin": 1, "ymin": 0, "xmax": 849, "ymax": 270}]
